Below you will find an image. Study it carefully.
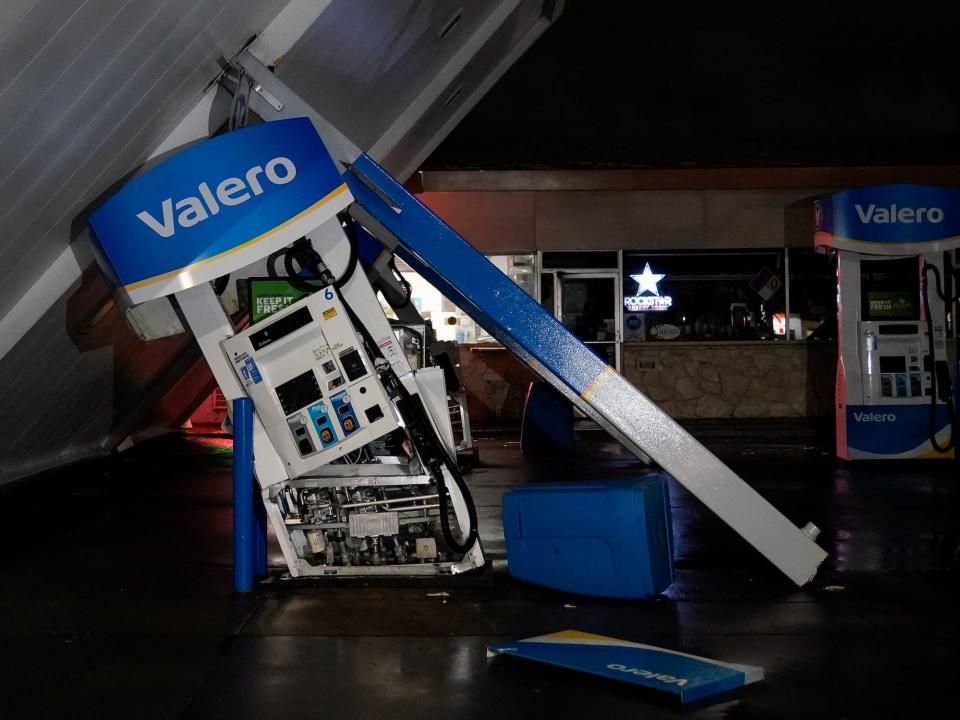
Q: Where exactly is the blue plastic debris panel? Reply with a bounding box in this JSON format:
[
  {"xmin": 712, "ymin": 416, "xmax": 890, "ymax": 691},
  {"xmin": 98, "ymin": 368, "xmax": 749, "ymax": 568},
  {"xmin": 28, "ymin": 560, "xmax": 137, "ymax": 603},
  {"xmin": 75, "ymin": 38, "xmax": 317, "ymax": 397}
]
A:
[
  {"xmin": 502, "ymin": 476, "xmax": 674, "ymax": 599},
  {"xmin": 487, "ymin": 631, "xmax": 764, "ymax": 704},
  {"xmin": 520, "ymin": 381, "xmax": 575, "ymax": 457}
]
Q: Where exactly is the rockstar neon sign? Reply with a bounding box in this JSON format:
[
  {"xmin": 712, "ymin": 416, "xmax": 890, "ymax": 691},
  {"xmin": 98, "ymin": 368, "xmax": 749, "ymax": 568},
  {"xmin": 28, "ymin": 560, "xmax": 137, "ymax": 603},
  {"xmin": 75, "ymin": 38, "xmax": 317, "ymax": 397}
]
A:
[{"xmin": 624, "ymin": 263, "xmax": 673, "ymax": 312}]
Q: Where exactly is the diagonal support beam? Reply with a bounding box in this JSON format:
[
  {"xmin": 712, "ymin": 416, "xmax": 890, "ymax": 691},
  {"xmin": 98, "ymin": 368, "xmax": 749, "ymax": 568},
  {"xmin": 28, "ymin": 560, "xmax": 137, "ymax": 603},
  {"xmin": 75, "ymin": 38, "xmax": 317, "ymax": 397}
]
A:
[{"xmin": 344, "ymin": 154, "xmax": 828, "ymax": 586}]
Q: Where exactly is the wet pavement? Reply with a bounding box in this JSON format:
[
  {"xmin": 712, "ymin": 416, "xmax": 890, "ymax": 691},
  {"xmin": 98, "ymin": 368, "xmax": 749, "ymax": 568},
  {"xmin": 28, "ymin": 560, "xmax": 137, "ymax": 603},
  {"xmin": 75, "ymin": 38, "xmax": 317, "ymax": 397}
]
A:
[{"xmin": 0, "ymin": 432, "xmax": 957, "ymax": 718}]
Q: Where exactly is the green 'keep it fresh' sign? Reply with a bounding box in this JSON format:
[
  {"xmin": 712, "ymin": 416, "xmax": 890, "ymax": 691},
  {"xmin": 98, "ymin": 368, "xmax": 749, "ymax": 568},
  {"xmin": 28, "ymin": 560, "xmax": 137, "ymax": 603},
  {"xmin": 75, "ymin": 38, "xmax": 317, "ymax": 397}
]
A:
[{"xmin": 248, "ymin": 278, "xmax": 325, "ymax": 324}]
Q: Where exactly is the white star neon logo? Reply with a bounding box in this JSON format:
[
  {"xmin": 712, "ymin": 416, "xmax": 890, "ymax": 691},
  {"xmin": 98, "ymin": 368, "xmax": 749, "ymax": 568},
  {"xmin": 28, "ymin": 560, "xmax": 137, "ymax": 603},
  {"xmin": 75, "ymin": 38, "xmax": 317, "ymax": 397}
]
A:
[{"xmin": 630, "ymin": 263, "xmax": 666, "ymax": 296}]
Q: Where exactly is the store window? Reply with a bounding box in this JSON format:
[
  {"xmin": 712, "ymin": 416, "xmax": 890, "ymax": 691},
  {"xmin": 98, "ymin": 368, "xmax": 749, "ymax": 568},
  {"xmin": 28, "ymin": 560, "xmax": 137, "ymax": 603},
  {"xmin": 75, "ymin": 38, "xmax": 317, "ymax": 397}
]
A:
[
  {"xmin": 540, "ymin": 255, "xmax": 622, "ymax": 368},
  {"xmin": 384, "ymin": 255, "xmax": 536, "ymax": 343},
  {"xmin": 788, "ymin": 248, "xmax": 837, "ymax": 340},
  {"xmin": 622, "ymin": 251, "xmax": 787, "ymax": 342}
]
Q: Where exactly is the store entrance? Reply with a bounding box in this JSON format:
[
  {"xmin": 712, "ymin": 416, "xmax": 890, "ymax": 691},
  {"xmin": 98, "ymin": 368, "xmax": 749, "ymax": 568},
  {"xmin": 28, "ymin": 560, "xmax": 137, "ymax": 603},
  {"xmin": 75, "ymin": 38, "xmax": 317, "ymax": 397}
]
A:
[{"xmin": 554, "ymin": 272, "xmax": 621, "ymax": 370}]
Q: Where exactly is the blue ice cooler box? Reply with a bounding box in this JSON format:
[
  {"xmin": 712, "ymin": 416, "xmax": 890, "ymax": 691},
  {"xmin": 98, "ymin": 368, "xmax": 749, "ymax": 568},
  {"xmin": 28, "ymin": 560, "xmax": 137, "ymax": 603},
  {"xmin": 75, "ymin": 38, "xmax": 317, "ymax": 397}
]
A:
[{"xmin": 502, "ymin": 475, "xmax": 674, "ymax": 598}]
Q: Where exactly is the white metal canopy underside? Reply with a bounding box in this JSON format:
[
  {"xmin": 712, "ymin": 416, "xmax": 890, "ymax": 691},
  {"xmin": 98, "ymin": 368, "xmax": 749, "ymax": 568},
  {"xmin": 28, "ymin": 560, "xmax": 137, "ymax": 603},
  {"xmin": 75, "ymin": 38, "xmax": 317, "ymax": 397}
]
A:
[{"xmin": 0, "ymin": 0, "xmax": 562, "ymax": 486}]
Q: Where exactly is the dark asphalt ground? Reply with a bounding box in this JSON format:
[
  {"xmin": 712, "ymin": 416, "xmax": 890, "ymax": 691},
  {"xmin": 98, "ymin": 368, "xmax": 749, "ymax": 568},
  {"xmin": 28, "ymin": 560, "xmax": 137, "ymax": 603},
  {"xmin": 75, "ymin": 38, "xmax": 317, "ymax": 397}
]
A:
[{"xmin": 0, "ymin": 432, "xmax": 957, "ymax": 719}]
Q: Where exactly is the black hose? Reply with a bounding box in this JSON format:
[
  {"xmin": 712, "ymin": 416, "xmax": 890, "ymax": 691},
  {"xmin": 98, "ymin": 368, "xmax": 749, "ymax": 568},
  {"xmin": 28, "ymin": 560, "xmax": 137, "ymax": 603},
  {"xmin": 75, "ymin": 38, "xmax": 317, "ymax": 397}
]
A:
[
  {"xmin": 282, "ymin": 242, "xmax": 319, "ymax": 292},
  {"xmin": 279, "ymin": 219, "xmax": 360, "ymax": 294},
  {"xmin": 334, "ymin": 217, "xmax": 360, "ymax": 290},
  {"xmin": 339, "ymin": 294, "xmax": 479, "ymax": 555},
  {"xmin": 385, "ymin": 258, "xmax": 413, "ymax": 309},
  {"xmin": 266, "ymin": 248, "xmax": 286, "ymax": 278},
  {"xmin": 397, "ymin": 384, "xmax": 478, "ymax": 555},
  {"xmin": 921, "ymin": 263, "xmax": 956, "ymax": 453}
]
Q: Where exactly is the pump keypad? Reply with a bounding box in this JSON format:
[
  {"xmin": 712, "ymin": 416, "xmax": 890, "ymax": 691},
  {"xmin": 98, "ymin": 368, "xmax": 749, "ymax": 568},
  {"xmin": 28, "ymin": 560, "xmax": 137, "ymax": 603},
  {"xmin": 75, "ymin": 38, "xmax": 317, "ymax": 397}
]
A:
[{"xmin": 878, "ymin": 352, "xmax": 931, "ymax": 398}]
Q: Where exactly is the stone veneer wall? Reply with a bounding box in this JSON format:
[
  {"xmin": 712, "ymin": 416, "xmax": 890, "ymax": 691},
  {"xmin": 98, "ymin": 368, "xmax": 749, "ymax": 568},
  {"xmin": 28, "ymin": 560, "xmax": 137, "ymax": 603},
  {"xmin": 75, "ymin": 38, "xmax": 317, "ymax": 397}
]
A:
[
  {"xmin": 622, "ymin": 342, "xmax": 836, "ymax": 418},
  {"xmin": 458, "ymin": 341, "xmax": 836, "ymax": 423}
]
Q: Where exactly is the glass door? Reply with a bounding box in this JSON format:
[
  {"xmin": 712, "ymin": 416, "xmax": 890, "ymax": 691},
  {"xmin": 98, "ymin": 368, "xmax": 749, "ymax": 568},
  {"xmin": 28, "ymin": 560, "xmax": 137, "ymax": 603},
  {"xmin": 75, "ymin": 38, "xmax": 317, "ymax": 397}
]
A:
[{"xmin": 554, "ymin": 272, "xmax": 621, "ymax": 370}]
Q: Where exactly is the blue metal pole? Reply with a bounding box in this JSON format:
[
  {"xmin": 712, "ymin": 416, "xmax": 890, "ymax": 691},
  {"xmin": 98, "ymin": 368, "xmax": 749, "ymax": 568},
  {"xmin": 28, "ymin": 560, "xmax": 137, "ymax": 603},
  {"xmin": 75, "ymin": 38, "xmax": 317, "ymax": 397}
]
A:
[{"xmin": 233, "ymin": 397, "xmax": 255, "ymax": 592}]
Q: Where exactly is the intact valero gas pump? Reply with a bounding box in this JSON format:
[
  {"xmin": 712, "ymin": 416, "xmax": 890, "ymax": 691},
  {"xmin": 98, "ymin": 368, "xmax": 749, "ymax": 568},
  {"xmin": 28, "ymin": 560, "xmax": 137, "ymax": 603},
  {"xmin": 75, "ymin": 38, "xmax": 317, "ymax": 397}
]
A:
[{"xmin": 815, "ymin": 184, "xmax": 960, "ymax": 460}]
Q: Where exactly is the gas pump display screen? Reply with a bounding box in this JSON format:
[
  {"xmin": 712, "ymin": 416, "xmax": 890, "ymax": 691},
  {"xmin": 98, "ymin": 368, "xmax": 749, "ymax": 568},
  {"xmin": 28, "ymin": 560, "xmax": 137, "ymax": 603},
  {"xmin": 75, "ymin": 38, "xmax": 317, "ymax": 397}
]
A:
[
  {"xmin": 275, "ymin": 370, "xmax": 323, "ymax": 416},
  {"xmin": 866, "ymin": 291, "xmax": 917, "ymax": 320},
  {"xmin": 860, "ymin": 257, "xmax": 920, "ymax": 321},
  {"xmin": 250, "ymin": 307, "xmax": 313, "ymax": 350}
]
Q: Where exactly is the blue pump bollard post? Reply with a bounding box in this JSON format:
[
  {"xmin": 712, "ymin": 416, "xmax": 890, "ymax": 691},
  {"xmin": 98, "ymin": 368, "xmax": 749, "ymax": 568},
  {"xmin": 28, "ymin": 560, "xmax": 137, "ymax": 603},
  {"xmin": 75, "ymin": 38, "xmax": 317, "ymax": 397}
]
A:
[{"xmin": 233, "ymin": 397, "xmax": 256, "ymax": 592}]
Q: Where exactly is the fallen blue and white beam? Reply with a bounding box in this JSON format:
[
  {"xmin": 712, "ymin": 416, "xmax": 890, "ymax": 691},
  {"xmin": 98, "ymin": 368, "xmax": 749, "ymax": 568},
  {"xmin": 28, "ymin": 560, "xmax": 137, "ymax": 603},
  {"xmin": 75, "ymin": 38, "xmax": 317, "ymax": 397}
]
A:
[{"xmin": 343, "ymin": 152, "xmax": 827, "ymax": 587}]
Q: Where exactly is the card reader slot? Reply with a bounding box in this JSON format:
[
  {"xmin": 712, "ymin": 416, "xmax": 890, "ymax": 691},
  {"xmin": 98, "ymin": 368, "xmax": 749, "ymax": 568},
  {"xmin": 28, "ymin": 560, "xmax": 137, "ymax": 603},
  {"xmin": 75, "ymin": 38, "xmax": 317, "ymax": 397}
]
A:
[{"xmin": 339, "ymin": 348, "xmax": 367, "ymax": 381}]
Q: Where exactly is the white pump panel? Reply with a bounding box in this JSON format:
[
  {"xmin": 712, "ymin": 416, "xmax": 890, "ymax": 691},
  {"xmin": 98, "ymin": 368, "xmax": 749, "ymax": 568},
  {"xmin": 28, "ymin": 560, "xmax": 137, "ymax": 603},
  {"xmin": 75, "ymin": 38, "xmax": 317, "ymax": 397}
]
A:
[{"xmin": 222, "ymin": 289, "xmax": 399, "ymax": 479}]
